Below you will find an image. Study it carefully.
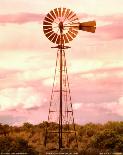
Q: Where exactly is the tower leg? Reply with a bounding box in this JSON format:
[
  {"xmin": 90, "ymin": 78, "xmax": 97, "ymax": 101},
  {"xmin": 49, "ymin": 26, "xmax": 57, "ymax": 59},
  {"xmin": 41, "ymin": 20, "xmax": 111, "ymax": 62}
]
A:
[{"xmin": 59, "ymin": 47, "xmax": 63, "ymax": 150}]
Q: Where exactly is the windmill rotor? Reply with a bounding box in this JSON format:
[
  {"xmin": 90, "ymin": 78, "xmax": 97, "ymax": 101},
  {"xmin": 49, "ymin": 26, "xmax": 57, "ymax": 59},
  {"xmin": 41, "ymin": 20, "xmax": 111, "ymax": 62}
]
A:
[{"xmin": 43, "ymin": 8, "xmax": 79, "ymax": 44}]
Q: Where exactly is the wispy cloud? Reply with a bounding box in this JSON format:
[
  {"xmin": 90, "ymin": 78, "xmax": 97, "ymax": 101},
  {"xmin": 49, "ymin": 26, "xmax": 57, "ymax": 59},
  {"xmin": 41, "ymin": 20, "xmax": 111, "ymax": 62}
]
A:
[
  {"xmin": 96, "ymin": 14, "xmax": 123, "ymax": 40},
  {"xmin": 97, "ymin": 23, "xmax": 123, "ymax": 40},
  {"xmin": 0, "ymin": 13, "xmax": 44, "ymax": 24}
]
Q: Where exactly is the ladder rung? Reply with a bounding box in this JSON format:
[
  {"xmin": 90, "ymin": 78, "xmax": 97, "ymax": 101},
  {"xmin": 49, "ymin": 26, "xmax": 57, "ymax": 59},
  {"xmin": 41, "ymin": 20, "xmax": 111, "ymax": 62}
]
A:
[
  {"xmin": 54, "ymin": 90, "xmax": 59, "ymax": 92},
  {"xmin": 65, "ymin": 110, "xmax": 72, "ymax": 112},
  {"xmin": 49, "ymin": 110, "xmax": 56, "ymax": 112},
  {"xmin": 54, "ymin": 90, "xmax": 68, "ymax": 92},
  {"xmin": 57, "ymin": 69, "xmax": 66, "ymax": 72},
  {"xmin": 47, "ymin": 131, "xmax": 76, "ymax": 133}
]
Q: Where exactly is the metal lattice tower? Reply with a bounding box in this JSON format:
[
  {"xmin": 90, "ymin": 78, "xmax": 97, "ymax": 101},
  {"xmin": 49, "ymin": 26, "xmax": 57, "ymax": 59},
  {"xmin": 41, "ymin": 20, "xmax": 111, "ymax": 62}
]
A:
[{"xmin": 43, "ymin": 8, "xmax": 96, "ymax": 152}]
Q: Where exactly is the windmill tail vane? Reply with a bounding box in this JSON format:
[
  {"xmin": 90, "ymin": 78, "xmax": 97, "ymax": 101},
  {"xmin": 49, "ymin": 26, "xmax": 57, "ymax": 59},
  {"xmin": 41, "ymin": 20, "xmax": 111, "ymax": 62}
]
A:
[
  {"xmin": 64, "ymin": 20, "xmax": 96, "ymax": 33},
  {"xmin": 43, "ymin": 7, "xmax": 96, "ymax": 152}
]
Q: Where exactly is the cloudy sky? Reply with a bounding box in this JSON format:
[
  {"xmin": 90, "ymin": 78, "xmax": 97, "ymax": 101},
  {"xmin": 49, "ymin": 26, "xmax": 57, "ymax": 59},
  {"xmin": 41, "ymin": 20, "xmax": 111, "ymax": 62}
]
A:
[{"xmin": 0, "ymin": 0, "xmax": 123, "ymax": 125}]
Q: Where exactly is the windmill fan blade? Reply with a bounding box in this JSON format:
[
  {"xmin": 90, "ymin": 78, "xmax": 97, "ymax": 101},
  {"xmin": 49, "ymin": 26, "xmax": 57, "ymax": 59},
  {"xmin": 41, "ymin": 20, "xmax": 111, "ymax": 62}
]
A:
[
  {"xmin": 43, "ymin": 21, "xmax": 52, "ymax": 26},
  {"xmin": 62, "ymin": 8, "xmax": 66, "ymax": 17},
  {"xmin": 66, "ymin": 33, "xmax": 73, "ymax": 41},
  {"xmin": 63, "ymin": 34, "xmax": 69, "ymax": 43},
  {"xmin": 47, "ymin": 13, "xmax": 54, "ymax": 22},
  {"xmin": 50, "ymin": 10, "xmax": 56, "ymax": 19},
  {"xmin": 43, "ymin": 25, "xmax": 52, "ymax": 30},
  {"xmin": 79, "ymin": 26, "xmax": 96, "ymax": 33},
  {"xmin": 54, "ymin": 8, "xmax": 58, "ymax": 18},
  {"xmin": 48, "ymin": 33, "xmax": 56, "ymax": 41},
  {"xmin": 52, "ymin": 33, "xmax": 58, "ymax": 43},
  {"xmin": 65, "ymin": 9, "xmax": 70, "ymax": 18},
  {"xmin": 80, "ymin": 21, "xmax": 96, "ymax": 27},
  {"xmin": 58, "ymin": 8, "xmax": 62, "ymax": 17},
  {"xmin": 44, "ymin": 17, "xmax": 53, "ymax": 23},
  {"xmin": 56, "ymin": 35, "xmax": 61, "ymax": 44},
  {"xmin": 43, "ymin": 28, "xmax": 52, "ymax": 34},
  {"xmin": 45, "ymin": 31, "xmax": 53, "ymax": 38}
]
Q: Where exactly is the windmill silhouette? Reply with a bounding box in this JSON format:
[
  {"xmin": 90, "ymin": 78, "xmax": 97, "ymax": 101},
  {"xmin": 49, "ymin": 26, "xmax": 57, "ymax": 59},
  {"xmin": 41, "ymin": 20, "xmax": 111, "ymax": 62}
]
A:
[{"xmin": 43, "ymin": 8, "xmax": 96, "ymax": 152}]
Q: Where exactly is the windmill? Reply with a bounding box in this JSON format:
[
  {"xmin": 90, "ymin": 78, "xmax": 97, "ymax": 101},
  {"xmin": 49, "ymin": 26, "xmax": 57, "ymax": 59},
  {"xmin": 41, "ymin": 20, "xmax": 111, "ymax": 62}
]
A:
[{"xmin": 43, "ymin": 8, "xmax": 96, "ymax": 152}]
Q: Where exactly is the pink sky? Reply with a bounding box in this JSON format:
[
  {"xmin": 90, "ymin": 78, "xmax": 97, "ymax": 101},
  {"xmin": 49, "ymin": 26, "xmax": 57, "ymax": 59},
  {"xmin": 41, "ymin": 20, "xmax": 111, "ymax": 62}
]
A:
[{"xmin": 0, "ymin": 0, "xmax": 123, "ymax": 125}]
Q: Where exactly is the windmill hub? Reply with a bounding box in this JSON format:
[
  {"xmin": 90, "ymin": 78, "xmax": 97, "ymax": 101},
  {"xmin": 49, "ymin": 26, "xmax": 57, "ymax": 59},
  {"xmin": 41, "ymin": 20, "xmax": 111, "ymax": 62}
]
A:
[{"xmin": 59, "ymin": 21, "xmax": 64, "ymax": 33}]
